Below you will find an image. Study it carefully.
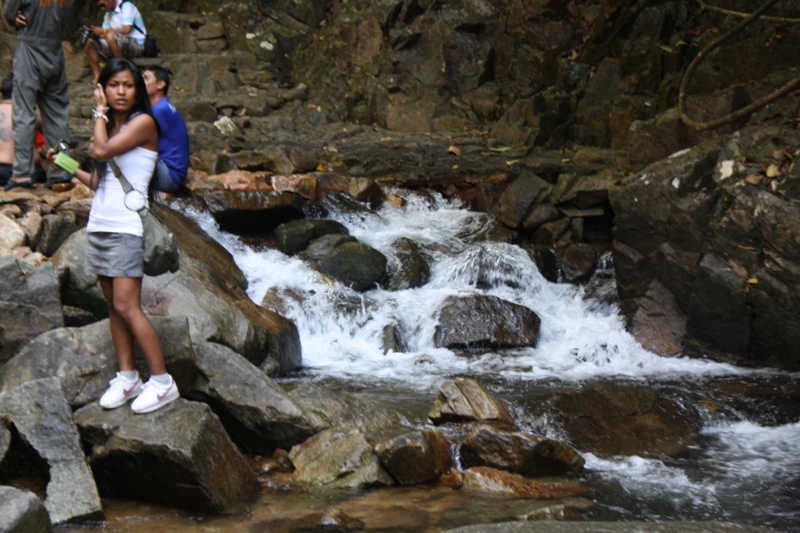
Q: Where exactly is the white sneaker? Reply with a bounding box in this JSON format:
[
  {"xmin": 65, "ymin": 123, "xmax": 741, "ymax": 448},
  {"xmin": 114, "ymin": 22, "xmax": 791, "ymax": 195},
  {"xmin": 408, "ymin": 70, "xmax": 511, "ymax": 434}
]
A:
[
  {"xmin": 130, "ymin": 377, "xmax": 179, "ymax": 414},
  {"xmin": 99, "ymin": 373, "xmax": 142, "ymax": 409}
]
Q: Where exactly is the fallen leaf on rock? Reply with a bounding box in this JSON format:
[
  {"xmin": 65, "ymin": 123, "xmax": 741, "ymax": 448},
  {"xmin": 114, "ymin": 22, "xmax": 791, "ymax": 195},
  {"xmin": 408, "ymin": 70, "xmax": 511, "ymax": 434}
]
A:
[
  {"xmin": 766, "ymin": 164, "xmax": 780, "ymax": 177},
  {"xmin": 506, "ymin": 160, "xmax": 519, "ymax": 166},
  {"xmin": 380, "ymin": 137, "xmax": 392, "ymax": 141},
  {"xmin": 448, "ymin": 145, "xmax": 461, "ymax": 156},
  {"xmin": 728, "ymin": 259, "xmax": 747, "ymax": 279},
  {"xmin": 747, "ymin": 278, "xmax": 758, "ymax": 285},
  {"xmin": 745, "ymin": 174, "xmax": 762, "ymax": 185}
]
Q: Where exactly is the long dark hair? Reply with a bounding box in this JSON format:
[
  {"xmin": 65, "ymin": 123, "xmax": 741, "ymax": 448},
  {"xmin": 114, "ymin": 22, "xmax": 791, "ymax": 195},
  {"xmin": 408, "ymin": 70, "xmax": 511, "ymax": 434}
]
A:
[{"xmin": 97, "ymin": 58, "xmax": 158, "ymax": 135}]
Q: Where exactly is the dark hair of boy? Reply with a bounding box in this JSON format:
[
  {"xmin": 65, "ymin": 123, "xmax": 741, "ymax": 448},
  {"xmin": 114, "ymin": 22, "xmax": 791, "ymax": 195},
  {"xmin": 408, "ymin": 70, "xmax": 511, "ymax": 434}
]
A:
[{"xmin": 142, "ymin": 65, "xmax": 171, "ymax": 96}]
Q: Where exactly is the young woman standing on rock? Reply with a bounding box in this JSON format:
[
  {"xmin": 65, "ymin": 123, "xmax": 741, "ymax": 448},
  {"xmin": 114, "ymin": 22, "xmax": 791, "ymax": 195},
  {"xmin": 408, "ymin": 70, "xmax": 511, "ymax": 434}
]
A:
[{"xmin": 52, "ymin": 58, "xmax": 179, "ymax": 414}]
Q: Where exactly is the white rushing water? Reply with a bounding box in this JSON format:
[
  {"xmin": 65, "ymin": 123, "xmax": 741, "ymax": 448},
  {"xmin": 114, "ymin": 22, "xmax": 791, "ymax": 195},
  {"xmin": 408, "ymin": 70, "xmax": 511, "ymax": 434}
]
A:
[
  {"xmin": 177, "ymin": 190, "xmax": 799, "ymax": 531},
  {"xmin": 180, "ymin": 190, "xmax": 749, "ymax": 390}
]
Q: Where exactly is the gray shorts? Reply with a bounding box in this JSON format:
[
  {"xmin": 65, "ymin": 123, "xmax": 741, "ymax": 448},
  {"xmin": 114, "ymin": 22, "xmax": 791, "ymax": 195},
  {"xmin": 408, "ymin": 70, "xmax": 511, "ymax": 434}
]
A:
[
  {"xmin": 91, "ymin": 33, "xmax": 144, "ymax": 60},
  {"xmin": 85, "ymin": 232, "xmax": 144, "ymax": 278}
]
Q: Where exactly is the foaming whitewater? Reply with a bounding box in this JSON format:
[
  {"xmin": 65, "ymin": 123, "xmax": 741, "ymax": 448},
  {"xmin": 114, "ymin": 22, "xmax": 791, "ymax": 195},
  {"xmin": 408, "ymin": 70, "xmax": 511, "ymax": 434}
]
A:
[
  {"xmin": 584, "ymin": 421, "xmax": 800, "ymax": 528},
  {"xmin": 176, "ymin": 190, "xmax": 749, "ymax": 391}
]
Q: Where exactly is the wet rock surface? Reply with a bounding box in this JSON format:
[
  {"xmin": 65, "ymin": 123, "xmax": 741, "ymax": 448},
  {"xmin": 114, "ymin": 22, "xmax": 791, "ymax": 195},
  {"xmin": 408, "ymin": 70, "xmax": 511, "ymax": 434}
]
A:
[
  {"xmin": 428, "ymin": 377, "xmax": 514, "ymax": 427},
  {"xmin": 550, "ymin": 383, "xmax": 702, "ymax": 458},
  {"xmin": 434, "ymin": 295, "xmax": 541, "ymax": 352}
]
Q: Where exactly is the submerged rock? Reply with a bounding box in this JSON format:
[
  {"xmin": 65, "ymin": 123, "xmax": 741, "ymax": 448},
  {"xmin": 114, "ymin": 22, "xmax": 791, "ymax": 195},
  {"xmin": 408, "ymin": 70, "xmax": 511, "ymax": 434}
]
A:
[
  {"xmin": 551, "ymin": 383, "xmax": 702, "ymax": 458},
  {"xmin": 462, "ymin": 466, "xmax": 587, "ymax": 499}
]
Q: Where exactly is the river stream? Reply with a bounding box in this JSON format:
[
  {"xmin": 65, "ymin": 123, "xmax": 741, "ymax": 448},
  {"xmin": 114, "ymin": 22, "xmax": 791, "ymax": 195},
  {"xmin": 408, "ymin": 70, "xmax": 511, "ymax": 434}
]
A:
[{"xmin": 63, "ymin": 190, "xmax": 800, "ymax": 533}]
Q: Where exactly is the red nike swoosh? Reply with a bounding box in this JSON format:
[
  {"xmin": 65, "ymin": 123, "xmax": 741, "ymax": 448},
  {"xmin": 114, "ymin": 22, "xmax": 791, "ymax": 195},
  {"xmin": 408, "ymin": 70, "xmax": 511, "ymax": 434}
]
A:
[
  {"xmin": 123, "ymin": 380, "xmax": 139, "ymax": 395},
  {"xmin": 157, "ymin": 382, "xmax": 173, "ymax": 401}
]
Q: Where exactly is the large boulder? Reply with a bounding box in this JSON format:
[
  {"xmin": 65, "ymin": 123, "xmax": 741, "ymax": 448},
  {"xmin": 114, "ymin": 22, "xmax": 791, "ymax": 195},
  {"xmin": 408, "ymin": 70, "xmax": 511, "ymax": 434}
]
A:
[
  {"xmin": 74, "ymin": 400, "xmax": 259, "ymax": 514},
  {"xmin": 188, "ymin": 342, "xmax": 326, "ymax": 454},
  {"xmin": 288, "ymin": 382, "xmax": 401, "ymax": 441},
  {"xmin": 0, "ymin": 257, "xmax": 64, "ymax": 365},
  {"xmin": 0, "ymin": 486, "xmax": 52, "ymax": 533},
  {"xmin": 0, "ymin": 378, "xmax": 103, "ymax": 524},
  {"xmin": 192, "ymin": 187, "xmax": 307, "ymax": 234},
  {"xmin": 433, "ymin": 295, "xmax": 541, "ymax": 352}
]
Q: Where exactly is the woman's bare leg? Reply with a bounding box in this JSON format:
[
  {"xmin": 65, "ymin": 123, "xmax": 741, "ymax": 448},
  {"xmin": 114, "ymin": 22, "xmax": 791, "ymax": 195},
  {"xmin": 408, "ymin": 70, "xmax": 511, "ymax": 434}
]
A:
[
  {"xmin": 99, "ymin": 275, "xmax": 136, "ymax": 371},
  {"xmin": 100, "ymin": 275, "xmax": 167, "ymax": 375}
]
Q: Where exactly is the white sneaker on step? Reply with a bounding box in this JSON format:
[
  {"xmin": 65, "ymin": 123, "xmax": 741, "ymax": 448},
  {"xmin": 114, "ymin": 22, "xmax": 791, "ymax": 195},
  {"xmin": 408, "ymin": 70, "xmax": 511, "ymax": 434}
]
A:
[
  {"xmin": 99, "ymin": 373, "xmax": 142, "ymax": 409},
  {"xmin": 130, "ymin": 377, "xmax": 179, "ymax": 414}
]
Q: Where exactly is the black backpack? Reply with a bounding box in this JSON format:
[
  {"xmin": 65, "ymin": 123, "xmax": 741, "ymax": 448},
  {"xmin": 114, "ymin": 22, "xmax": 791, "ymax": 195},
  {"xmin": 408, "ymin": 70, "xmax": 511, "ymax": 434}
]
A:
[{"xmin": 120, "ymin": 0, "xmax": 157, "ymax": 57}]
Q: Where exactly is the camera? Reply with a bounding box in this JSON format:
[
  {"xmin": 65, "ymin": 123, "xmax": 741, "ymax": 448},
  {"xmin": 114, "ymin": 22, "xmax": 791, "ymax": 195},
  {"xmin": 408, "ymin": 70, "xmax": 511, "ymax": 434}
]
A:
[
  {"xmin": 53, "ymin": 140, "xmax": 70, "ymax": 154},
  {"xmin": 79, "ymin": 25, "xmax": 92, "ymax": 45}
]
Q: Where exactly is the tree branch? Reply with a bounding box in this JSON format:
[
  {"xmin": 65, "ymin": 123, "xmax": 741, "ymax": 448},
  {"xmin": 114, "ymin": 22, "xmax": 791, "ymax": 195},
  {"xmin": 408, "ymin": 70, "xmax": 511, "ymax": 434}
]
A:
[{"xmin": 679, "ymin": 0, "xmax": 800, "ymax": 131}]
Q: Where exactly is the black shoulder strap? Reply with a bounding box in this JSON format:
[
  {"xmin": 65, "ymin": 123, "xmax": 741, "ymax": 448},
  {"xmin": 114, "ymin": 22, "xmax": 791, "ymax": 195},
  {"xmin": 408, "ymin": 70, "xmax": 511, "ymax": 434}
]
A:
[{"xmin": 118, "ymin": 0, "xmax": 146, "ymax": 35}]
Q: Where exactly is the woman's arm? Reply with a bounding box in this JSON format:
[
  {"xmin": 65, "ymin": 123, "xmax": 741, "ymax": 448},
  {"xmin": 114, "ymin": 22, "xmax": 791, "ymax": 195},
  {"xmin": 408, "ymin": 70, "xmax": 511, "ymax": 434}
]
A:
[
  {"xmin": 91, "ymin": 112, "xmax": 157, "ymax": 160},
  {"xmin": 72, "ymin": 167, "xmax": 100, "ymax": 191}
]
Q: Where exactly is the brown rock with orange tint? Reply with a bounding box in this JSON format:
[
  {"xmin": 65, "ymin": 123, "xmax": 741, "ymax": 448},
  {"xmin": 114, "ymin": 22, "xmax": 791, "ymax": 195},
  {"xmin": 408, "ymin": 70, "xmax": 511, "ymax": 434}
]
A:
[{"xmin": 462, "ymin": 466, "xmax": 587, "ymax": 499}]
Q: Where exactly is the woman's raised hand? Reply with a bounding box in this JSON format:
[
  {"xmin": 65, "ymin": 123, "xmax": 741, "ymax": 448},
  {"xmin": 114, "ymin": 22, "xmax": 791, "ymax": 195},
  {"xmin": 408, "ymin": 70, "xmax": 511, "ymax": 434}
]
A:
[{"xmin": 94, "ymin": 83, "xmax": 107, "ymax": 109}]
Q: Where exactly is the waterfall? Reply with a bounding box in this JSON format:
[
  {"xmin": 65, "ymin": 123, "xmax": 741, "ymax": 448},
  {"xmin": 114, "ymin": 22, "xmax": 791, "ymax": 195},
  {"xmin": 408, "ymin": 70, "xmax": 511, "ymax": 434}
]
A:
[{"xmin": 179, "ymin": 190, "xmax": 749, "ymax": 390}]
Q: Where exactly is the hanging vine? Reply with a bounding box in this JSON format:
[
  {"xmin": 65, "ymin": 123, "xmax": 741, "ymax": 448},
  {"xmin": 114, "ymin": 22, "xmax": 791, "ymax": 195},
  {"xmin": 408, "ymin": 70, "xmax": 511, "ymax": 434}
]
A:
[{"xmin": 679, "ymin": 0, "xmax": 800, "ymax": 130}]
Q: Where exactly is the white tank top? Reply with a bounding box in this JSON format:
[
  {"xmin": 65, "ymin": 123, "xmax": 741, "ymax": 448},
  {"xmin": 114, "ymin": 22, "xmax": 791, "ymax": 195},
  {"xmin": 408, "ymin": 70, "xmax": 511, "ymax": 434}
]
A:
[{"xmin": 87, "ymin": 146, "xmax": 158, "ymax": 237}]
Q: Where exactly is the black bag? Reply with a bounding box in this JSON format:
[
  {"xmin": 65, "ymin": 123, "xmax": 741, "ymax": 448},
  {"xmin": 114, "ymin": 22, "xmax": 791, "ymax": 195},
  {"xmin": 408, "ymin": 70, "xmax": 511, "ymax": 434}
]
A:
[
  {"xmin": 109, "ymin": 159, "xmax": 179, "ymax": 276},
  {"xmin": 121, "ymin": 1, "xmax": 158, "ymax": 58},
  {"xmin": 142, "ymin": 34, "xmax": 158, "ymax": 57}
]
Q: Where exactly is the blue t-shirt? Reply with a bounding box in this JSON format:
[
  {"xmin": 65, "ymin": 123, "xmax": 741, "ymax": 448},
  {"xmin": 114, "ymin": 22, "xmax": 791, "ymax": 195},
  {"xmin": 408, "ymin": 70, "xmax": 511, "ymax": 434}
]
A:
[{"xmin": 152, "ymin": 97, "xmax": 190, "ymax": 184}]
